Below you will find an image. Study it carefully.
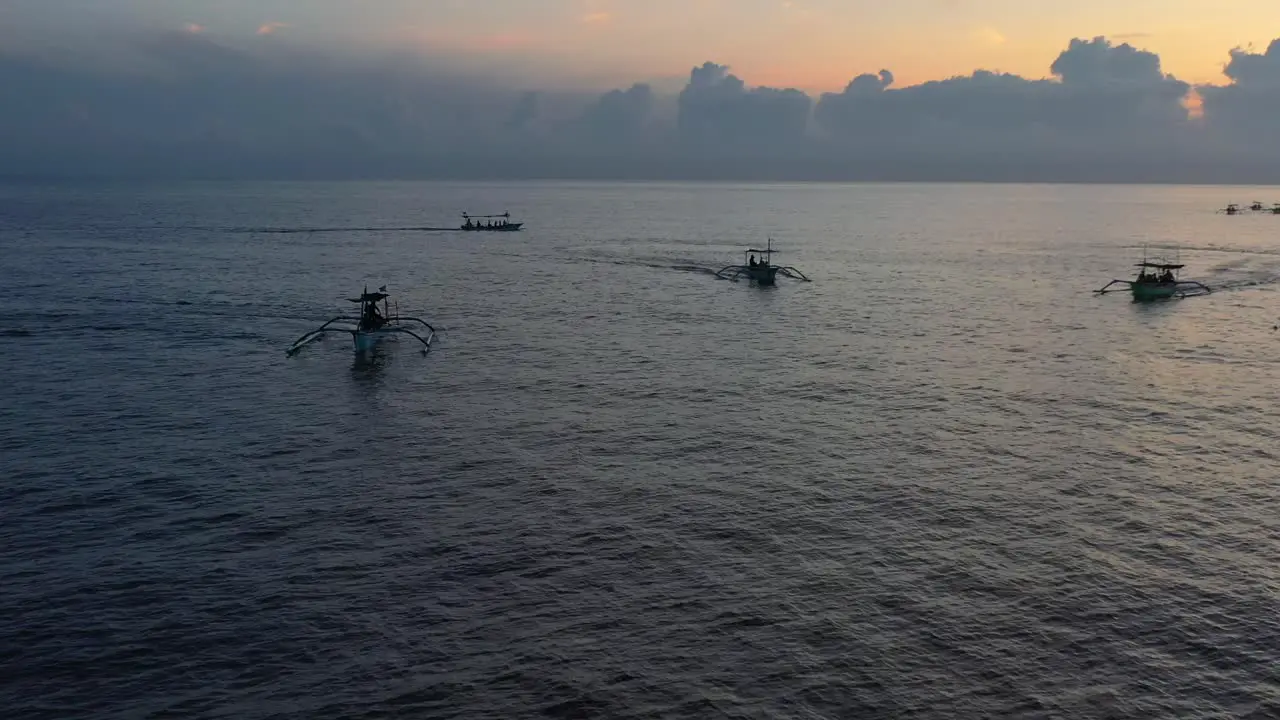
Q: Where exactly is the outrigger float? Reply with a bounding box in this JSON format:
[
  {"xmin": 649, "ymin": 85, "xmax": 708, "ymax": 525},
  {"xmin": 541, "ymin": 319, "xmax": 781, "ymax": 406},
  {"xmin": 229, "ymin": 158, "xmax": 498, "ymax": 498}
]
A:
[
  {"xmin": 286, "ymin": 286, "xmax": 435, "ymax": 356},
  {"xmin": 461, "ymin": 212, "xmax": 522, "ymax": 232},
  {"xmin": 1095, "ymin": 251, "xmax": 1211, "ymax": 301},
  {"xmin": 715, "ymin": 240, "xmax": 810, "ymax": 285}
]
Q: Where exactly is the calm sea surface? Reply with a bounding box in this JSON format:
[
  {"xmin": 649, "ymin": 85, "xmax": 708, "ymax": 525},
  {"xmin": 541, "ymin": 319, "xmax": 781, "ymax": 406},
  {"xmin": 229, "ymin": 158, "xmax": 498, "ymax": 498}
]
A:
[{"xmin": 3, "ymin": 181, "xmax": 1280, "ymax": 719}]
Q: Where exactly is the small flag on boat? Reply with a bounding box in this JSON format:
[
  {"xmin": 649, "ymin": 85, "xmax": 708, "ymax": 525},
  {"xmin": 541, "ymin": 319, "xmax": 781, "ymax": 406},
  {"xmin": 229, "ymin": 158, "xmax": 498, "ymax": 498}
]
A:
[{"xmin": 379, "ymin": 285, "xmax": 387, "ymax": 292}]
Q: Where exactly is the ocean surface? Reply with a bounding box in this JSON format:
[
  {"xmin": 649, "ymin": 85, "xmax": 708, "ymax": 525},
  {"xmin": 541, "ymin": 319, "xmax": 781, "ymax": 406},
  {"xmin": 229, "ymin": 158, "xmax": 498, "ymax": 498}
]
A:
[{"xmin": 3, "ymin": 181, "xmax": 1280, "ymax": 719}]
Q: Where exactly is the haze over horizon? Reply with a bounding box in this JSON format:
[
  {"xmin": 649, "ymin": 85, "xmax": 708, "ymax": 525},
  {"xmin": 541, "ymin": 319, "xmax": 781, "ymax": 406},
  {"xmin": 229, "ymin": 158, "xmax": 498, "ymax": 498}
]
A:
[{"xmin": 5, "ymin": 0, "xmax": 1280, "ymax": 183}]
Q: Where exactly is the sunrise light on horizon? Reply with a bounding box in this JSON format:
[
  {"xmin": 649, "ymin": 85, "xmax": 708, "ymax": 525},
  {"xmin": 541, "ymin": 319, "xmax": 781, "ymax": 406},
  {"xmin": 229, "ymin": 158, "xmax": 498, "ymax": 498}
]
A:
[{"xmin": 5, "ymin": 0, "xmax": 1280, "ymax": 91}]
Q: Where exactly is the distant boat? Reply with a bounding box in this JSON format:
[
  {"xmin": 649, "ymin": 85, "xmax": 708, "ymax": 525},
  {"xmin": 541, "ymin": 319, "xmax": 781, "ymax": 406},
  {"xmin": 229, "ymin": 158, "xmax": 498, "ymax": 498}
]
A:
[
  {"xmin": 1095, "ymin": 250, "xmax": 1210, "ymax": 301},
  {"xmin": 1251, "ymin": 201, "xmax": 1265, "ymax": 211},
  {"xmin": 1219, "ymin": 204, "xmax": 1242, "ymax": 215},
  {"xmin": 287, "ymin": 286, "xmax": 435, "ymax": 356},
  {"xmin": 461, "ymin": 212, "xmax": 523, "ymax": 232},
  {"xmin": 715, "ymin": 239, "xmax": 810, "ymax": 285}
]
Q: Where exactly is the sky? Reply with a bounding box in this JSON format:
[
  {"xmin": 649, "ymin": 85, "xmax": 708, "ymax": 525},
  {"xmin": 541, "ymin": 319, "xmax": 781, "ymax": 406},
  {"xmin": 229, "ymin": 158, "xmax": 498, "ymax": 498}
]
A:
[
  {"xmin": 7, "ymin": 0, "xmax": 1280, "ymax": 90},
  {"xmin": 3, "ymin": 0, "xmax": 1280, "ymax": 181}
]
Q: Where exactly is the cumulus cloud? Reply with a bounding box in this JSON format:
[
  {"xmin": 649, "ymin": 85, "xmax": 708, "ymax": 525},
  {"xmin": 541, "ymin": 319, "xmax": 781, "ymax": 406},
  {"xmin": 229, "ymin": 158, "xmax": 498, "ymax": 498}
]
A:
[
  {"xmin": 504, "ymin": 91, "xmax": 540, "ymax": 132},
  {"xmin": 843, "ymin": 70, "xmax": 895, "ymax": 95},
  {"xmin": 1050, "ymin": 36, "xmax": 1171, "ymax": 86},
  {"xmin": 1222, "ymin": 39, "xmax": 1280, "ymax": 88},
  {"xmin": 1198, "ymin": 40, "xmax": 1280, "ymax": 158},
  {"xmin": 812, "ymin": 36, "xmax": 1197, "ymax": 179},
  {"xmin": 0, "ymin": 30, "xmax": 541, "ymax": 178},
  {"xmin": 676, "ymin": 62, "xmax": 812, "ymax": 148},
  {"xmin": 577, "ymin": 83, "xmax": 654, "ymax": 139},
  {"xmin": 1, "ymin": 27, "xmax": 1280, "ymax": 182}
]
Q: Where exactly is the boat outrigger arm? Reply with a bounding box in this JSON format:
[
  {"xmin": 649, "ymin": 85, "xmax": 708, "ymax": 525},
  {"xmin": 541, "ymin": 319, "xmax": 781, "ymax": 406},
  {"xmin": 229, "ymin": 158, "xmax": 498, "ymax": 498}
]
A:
[
  {"xmin": 1095, "ymin": 262, "xmax": 1211, "ymax": 299},
  {"xmin": 286, "ymin": 287, "xmax": 436, "ymax": 356},
  {"xmin": 714, "ymin": 240, "xmax": 811, "ymax": 283},
  {"xmin": 716, "ymin": 264, "xmax": 811, "ymax": 282},
  {"xmin": 285, "ymin": 316, "xmax": 436, "ymax": 356}
]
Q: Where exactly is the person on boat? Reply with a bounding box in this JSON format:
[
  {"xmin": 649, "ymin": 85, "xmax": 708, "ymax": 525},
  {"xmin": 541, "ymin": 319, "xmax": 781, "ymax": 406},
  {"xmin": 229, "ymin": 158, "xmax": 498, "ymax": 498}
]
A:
[
  {"xmin": 749, "ymin": 255, "xmax": 757, "ymax": 268},
  {"xmin": 361, "ymin": 301, "xmax": 384, "ymax": 330}
]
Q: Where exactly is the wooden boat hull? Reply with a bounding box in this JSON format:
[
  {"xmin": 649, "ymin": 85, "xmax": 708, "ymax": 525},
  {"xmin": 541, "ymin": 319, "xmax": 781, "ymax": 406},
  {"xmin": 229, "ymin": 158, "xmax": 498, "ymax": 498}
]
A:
[
  {"xmin": 749, "ymin": 266, "xmax": 779, "ymax": 285},
  {"xmin": 1131, "ymin": 282, "xmax": 1178, "ymax": 301},
  {"xmin": 353, "ymin": 331, "xmax": 383, "ymax": 352},
  {"xmin": 460, "ymin": 223, "xmax": 523, "ymax": 232}
]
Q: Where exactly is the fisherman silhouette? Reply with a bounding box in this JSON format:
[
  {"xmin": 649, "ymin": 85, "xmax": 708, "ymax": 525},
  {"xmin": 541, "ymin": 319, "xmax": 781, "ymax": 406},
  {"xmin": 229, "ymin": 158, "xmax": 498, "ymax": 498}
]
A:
[{"xmin": 361, "ymin": 300, "xmax": 383, "ymax": 330}]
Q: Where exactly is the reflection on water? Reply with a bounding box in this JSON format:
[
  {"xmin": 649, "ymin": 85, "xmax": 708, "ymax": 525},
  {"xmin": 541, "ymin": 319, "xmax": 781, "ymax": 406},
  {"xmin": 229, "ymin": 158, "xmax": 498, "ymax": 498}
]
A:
[
  {"xmin": 351, "ymin": 344, "xmax": 393, "ymax": 375},
  {"xmin": 348, "ymin": 343, "xmax": 404, "ymax": 399}
]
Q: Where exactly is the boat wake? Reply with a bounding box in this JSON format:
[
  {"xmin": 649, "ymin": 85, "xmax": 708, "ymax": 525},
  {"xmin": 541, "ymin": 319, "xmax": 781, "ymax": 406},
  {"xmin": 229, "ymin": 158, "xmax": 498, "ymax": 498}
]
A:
[
  {"xmin": 104, "ymin": 225, "xmax": 462, "ymax": 234},
  {"xmin": 231, "ymin": 226, "xmax": 459, "ymax": 234},
  {"xmin": 1197, "ymin": 266, "xmax": 1280, "ymax": 294},
  {"xmin": 1122, "ymin": 245, "xmax": 1280, "ymax": 294},
  {"xmin": 565, "ymin": 254, "xmax": 723, "ymax": 277},
  {"xmin": 1201, "ymin": 272, "xmax": 1280, "ymax": 293},
  {"xmin": 1128, "ymin": 243, "xmax": 1280, "ymax": 258},
  {"xmin": 673, "ymin": 264, "xmax": 724, "ymax": 277}
]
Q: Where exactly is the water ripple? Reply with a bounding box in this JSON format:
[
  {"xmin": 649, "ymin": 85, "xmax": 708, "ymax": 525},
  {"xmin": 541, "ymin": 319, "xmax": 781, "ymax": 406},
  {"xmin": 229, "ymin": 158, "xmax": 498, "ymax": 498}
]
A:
[{"xmin": 2, "ymin": 181, "xmax": 1280, "ymax": 719}]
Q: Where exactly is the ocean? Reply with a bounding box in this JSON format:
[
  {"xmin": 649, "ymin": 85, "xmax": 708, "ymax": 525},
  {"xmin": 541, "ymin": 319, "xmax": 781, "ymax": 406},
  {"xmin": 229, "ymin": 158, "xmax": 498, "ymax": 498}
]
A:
[{"xmin": 3, "ymin": 181, "xmax": 1280, "ymax": 719}]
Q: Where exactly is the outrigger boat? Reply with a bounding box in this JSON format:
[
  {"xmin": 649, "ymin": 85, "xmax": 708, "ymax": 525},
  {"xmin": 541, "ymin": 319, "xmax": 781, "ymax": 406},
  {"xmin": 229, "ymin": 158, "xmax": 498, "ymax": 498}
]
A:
[
  {"xmin": 715, "ymin": 239, "xmax": 810, "ymax": 285},
  {"xmin": 1218, "ymin": 204, "xmax": 1243, "ymax": 215},
  {"xmin": 1095, "ymin": 251, "xmax": 1211, "ymax": 301},
  {"xmin": 461, "ymin": 212, "xmax": 522, "ymax": 232},
  {"xmin": 286, "ymin": 286, "xmax": 435, "ymax": 356},
  {"xmin": 1251, "ymin": 201, "xmax": 1266, "ymax": 212},
  {"xmin": 1270, "ymin": 203, "xmax": 1280, "ymax": 215}
]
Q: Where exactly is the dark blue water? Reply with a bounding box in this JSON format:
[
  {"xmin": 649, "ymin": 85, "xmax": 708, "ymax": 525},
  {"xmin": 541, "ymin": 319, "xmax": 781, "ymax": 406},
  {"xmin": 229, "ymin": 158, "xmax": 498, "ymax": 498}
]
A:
[{"xmin": 4, "ymin": 181, "xmax": 1280, "ymax": 718}]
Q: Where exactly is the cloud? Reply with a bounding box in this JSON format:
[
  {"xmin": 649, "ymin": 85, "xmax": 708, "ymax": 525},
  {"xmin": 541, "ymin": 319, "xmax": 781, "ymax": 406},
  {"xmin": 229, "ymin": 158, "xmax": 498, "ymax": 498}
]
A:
[
  {"xmin": 578, "ymin": 83, "xmax": 653, "ymax": 138},
  {"xmin": 505, "ymin": 91, "xmax": 540, "ymax": 132},
  {"xmin": 813, "ymin": 36, "xmax": 1193, "ymax": 177},
  {"xmin": 581, "ymin": 12, "xmax": 611, "ymax": 26},
  {"xmin": 842, "ymin": 70, "xmax": 895, "ymax": 95},
  {"xmin": 677, "ymin": 62, "xmax": 812, "ymax": 148},
  {"xmin": 1221, "ymin": 39, "xmax": 1280, "ymax": 88},
  {"xmin": 1198, "ymin": 40, "xmax": 1280, "ymax": 156},
  {"xmin": 2, "ymin": 28, "xmax": 1280, "ymax": 182},
  {"xmin": 1049, "ymin": 36, "xmax": 1173, "ymax": 87},
  {"xmin": 0, "ymin": 30, "xmax": 542, "ymax": 178}
]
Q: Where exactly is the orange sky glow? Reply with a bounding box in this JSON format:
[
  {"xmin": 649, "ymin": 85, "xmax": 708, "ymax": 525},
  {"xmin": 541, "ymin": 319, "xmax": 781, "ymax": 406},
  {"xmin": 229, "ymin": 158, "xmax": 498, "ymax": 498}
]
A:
[
  {"xmin": 373, "ymin": 0, "xmax": 1280, "ymax": 91},
  {"xmin": 12, "ymin": 0, "xmax": 1279, "ymax": 92}
]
